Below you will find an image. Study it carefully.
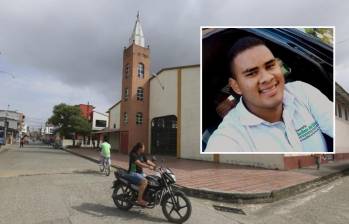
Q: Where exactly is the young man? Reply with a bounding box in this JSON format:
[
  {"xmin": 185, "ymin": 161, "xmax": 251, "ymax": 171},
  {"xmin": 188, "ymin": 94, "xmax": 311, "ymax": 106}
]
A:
[
  {"xmin": 128, "ymin": 142, "xmax": 156, "ymax": 207},
  {"xmin": 99, "ymin": 137, "xmax": 111, "ymax": 170},
  {"xmin": 205, "ymin": 36, "xmax": 333, "ymax": 152}
]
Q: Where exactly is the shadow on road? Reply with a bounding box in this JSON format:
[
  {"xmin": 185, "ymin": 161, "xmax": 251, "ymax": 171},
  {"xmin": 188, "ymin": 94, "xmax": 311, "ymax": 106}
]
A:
[
  {"xmin": 72, "ymin": 203, "xmax": 166, "ymax": 223},
  {"xmin": 16, "ymin": 150, "xmax": 68, "ymax": 156},
  {"xmin": 72, "ymin": 169, "xmax": 109, "ymax": 177},
  {"xmin": 18, "ymin": 145, "xmax": 53, "ymax": 149}
]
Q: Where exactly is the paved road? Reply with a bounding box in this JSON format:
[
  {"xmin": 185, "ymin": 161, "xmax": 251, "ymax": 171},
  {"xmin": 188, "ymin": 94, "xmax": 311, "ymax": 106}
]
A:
[
  {"xmin": 0, "ymin": 144, "xmax": 237, "ymax": 224},
  {"xmin": 1, "ymin": 144, "xmax": 348, "ymax": 224},
  {"xmin": 213, "ymin": 175, "xmax": 349, "ymax": 224}
]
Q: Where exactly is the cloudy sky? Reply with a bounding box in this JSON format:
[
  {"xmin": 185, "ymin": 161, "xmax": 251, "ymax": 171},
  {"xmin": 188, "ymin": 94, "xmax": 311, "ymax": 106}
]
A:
[{"xmin": 0, "ymin": 0, "xmax": 348, "ymax": 129}]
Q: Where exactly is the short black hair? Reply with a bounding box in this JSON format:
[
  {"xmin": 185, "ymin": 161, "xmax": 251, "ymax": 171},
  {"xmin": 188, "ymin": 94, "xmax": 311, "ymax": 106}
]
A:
[
  {"xmin": 103, "ymin": 136, "xmax": 109, "ymax": 142},
  {"xmin": 228, "ymin": 36, "xmax": 266, "ymax": 78}
]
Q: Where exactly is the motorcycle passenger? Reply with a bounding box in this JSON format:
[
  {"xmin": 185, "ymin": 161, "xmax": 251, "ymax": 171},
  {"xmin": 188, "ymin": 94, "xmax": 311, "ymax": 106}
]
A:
[
  {"xmin": 99, "ymin": 137, "xmax": 111, "ymax": 169},
  {"xmin": 128, "ymin": 142, "xmax": 156, "ymax": 207}
]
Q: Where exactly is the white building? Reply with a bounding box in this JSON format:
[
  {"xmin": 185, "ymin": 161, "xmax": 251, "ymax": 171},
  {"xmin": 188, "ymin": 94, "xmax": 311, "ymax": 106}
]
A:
[
  {"xmin": 92, "ymin": 111, "xmax": 109, "ymax": 131},
  {"xmin": 335, "ymin": 83, "xmax": 349, "ymax": 155},
  {"xmin": 21, "ymin": 124, "xmax": 28, "ymax": 134},
  {"xmin": 105, "ymin": 102, "xmax": 121, "ymax": 151},
  {"xmin": 0, "ymin": 110, "xmax": 24, "ymax": 144},
  {"xmin": 44, "ymin": 125, "xmax": 55, "ymax": 135}
]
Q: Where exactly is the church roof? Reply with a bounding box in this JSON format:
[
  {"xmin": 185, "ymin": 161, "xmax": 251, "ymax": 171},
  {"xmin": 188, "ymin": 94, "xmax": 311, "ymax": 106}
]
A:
[{"xmin": 129, "ymin": 12, "xmax": 145, "ymax": 47}]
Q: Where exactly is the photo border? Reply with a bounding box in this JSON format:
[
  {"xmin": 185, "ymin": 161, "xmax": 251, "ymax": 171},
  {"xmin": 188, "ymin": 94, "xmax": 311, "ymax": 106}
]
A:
[{"xmin": 200, "ymin": 26, "xmax": 336, "ymax": 155}]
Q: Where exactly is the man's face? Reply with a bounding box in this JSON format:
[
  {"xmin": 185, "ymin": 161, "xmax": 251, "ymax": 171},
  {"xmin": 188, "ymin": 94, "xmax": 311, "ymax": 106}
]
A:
[{"xmin": 230, "ymin": 45, "xmax": 285, "ymax": 113}]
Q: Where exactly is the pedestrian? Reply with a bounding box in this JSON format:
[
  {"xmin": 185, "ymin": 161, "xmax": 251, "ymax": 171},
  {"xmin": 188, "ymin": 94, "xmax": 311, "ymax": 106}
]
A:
[
  {"xmin": 20, "ymin": 136, "xmax": 24, "ymax": 148},
  {"xmin": 314, "ymin": 154, "xmax": 323, "ymax": 170},
  {"xmin": 92, "ymin": 139, "xmax": 96, "ymax": 149}
]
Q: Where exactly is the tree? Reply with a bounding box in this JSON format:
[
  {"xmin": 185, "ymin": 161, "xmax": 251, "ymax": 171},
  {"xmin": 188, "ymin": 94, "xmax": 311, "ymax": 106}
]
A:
[
  {"xmin": 48, "ymin": 103, "xmax": 91, "ymax": 139},
  {"xmin": 304, "ymin": 28, "xmax": 333, "ymax": 46}
]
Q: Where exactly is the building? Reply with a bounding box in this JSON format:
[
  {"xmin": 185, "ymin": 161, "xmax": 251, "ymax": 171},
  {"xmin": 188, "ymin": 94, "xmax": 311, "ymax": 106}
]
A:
[
  {"xmin": 92, "ymin": 111, "xmax": 108, "ymax": 131},
  {"xmin": 149, "ymin": 65, "xmax": 206, "ymax": 161},
  {"xmin": 41, "ymin": 123, "xmax": 56, "ymax": 144},
  {"xmin": 79, "ymin": 104, "xmax": 94, "ymax": 122},
  {"xmin": 104, "ymin": 14, "xmax": 209, "ymax": 161},
  {"xmin": 0, "ymin": 110, "xmax": 25, "ymax": 144},
  {"xmin": 91, "ymin": 110, "xmax": 109, "ymax": 146},
  {"xmin": 76, "ymin": 104, "xmax": 109, "ymax": 146},
  {"xmin": 335, "ymin": 83, "xmax": 349, "ymax": 156},
  {"xmin": 119, "ymin": 13, "xmax": 150, "ymax": 153},
  {"xmin": 104, "ymin": 14, "xmax": 348, "ymax": 170},
  {"xmin": 105, "ymin": 101, "xmax": 121, "ymax": 151},
  {"xmin": 77, "ymin": 103, "xmax": 94, "ymax": 144}
]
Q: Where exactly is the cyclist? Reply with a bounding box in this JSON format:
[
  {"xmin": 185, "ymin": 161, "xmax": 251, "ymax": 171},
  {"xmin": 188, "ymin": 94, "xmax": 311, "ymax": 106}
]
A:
[{"xmin": 99, "ymin": 136, "xmax": 111, "ymax": 172}]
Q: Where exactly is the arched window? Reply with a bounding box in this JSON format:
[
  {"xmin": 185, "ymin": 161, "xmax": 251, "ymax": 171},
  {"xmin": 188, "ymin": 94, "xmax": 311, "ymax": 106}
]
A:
[
  {"xmin": 136, "ymin": 112, "xmax": 143, "ymax": 125},
  {"xmin": 124, "ymin": 88, "xmax": 129, "ymax": 101},
  {"xmin": 137, "ymin": 87, "xmax": 144, "ymax": 101},
  {"xmin": 125, "ymin": 64, "xmax": 130, "ymax": 79},
  {"xmin": 123, "ymin": 112, "xmax": 128, "ymax": 124},
  {"xmin": 137, "ymin": 63, "xmax": 144, "ymax": 78}
]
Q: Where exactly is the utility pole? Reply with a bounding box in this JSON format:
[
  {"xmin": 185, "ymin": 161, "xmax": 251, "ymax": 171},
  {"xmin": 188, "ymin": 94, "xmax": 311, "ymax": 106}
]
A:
[{"xmin": 4, "ymin": 104, "xmax": 9, "ymax": 145}]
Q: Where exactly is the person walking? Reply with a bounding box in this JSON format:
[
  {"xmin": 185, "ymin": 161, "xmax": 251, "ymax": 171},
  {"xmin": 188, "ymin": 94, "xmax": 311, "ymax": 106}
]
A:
[{"xmin": 20, "ymin": 136, "xmax": 24, "ymax": 148}]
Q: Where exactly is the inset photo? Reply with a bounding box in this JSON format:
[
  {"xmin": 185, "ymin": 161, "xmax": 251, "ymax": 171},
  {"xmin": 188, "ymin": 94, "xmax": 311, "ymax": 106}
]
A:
[{"xmin": 201, "ymin": 27, "xmax": 334, "ymax": 153}]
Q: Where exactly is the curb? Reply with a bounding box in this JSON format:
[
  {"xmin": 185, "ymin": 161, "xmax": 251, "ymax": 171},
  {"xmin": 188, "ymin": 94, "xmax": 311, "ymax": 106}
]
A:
[
  {"xmin": 63, "ymin": 148, "xmax": 349, "ymax": 204},
  {"xmin": 174, "ymin": 185, "xmax": 273, "ymax": 204},
  {"xmin": 61, "ymin": 148, "xmax": 126, "ymax": 171},
  {"xmin": 270, "ymin": 170, "xmax": 348, "ymax": 202},
  {"xmin": 176, "ymin": 167, "xmax": 349, "ymax": 204}
]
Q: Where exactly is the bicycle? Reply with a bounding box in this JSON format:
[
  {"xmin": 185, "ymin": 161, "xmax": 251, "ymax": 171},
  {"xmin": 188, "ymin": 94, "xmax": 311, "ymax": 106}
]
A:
[{"xmin": 100, "ymin": 157, "xmax": 111, "ymax": 176}]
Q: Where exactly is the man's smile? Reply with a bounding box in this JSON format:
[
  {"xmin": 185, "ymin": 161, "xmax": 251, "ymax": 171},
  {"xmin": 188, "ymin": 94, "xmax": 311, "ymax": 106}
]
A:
[{"xmin": 259, "ymin": 82, "xmax": 279, "ymax": 97}]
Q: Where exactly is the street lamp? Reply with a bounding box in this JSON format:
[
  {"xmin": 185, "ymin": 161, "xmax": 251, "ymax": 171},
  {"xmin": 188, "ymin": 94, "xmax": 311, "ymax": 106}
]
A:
[{"xmin": 4, "ymin": 104, "xmax": 9, "ymax": 145}]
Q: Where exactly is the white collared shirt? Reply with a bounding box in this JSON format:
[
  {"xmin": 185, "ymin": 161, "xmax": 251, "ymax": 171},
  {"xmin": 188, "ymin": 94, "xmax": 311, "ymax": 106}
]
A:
[{"xmin": 205, "ymin": 81, "xmax": 333, "ymax": 152}]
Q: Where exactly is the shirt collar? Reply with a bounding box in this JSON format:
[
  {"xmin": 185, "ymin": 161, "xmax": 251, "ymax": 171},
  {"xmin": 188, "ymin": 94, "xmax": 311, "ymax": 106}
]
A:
[
  {"xmin": 237, "ymin": 86, "xmax": 297, "ymax": 126},
  {"xmin": 237, "ymin": 99, "xmax": 267, "ymax": 126}
]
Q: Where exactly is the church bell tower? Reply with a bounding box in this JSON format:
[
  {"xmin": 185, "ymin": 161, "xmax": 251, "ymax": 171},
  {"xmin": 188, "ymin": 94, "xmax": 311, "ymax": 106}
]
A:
[{"xmin": 120, "ymin": 12, "xmax": 150, "ymax": 153}]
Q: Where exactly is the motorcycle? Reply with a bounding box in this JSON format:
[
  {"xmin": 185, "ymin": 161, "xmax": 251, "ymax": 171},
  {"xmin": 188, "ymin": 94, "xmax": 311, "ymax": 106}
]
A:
[{"xmin": 111, "ymin": 160, "xmax": 192, "ymax": 223}]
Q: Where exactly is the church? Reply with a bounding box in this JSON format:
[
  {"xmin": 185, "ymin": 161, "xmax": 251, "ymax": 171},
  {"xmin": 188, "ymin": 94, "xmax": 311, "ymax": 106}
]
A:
[
  {"xmin": 99, "ymin": 14, "xmax": 349, "ymax": 170},
  {"xmin": 100, "ymin": 13, "xmax": 204, "ymax": 162}
]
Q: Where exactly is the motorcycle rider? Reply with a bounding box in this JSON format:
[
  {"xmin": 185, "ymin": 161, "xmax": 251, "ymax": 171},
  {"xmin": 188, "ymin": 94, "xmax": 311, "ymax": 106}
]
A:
[{"xmin": 128, "ymin": 142, "xmax": 156, "ymax": 207}]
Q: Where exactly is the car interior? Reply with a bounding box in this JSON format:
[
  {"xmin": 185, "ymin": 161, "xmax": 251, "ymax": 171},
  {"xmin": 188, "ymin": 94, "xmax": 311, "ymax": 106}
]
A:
[{"xmin": 202, "ymin": 28, "xmax": 333, "ymax": 151}]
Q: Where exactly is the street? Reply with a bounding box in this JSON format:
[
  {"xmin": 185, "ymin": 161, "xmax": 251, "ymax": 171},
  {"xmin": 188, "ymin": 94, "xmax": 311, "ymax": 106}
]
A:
[
  {"xmin": 1, "ymin": 144, "xmax": 348, "ymax": 224},
  {"xmin": 0, "ymin": 144, "xmax": 236, "ymax": 224},
  {"xmin": 228, "ymin": 175, "xmax": 349, "ymax": 224}
]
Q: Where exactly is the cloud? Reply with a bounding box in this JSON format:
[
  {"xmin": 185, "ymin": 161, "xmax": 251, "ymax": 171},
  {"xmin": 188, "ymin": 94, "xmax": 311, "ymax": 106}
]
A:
[{"xmin": 0, "ymin": 0, "xmax": 348, "ymax": 129}]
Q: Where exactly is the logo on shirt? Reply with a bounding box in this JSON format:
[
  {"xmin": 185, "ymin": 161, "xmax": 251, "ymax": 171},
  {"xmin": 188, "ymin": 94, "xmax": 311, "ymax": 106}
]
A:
[{"xmin": 296, "ymin": 122, "xmax": 320, "ymax": 142}]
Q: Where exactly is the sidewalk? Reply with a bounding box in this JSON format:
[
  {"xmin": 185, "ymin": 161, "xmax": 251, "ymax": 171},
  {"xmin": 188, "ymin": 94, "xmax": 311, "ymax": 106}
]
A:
[
  {"xmin": 0, "ymin": 144, "xmax": 17, "ymax": 153},
  {"xmin": 64, "ymin": 148, "xmax": 349, "ymax": 203}
]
